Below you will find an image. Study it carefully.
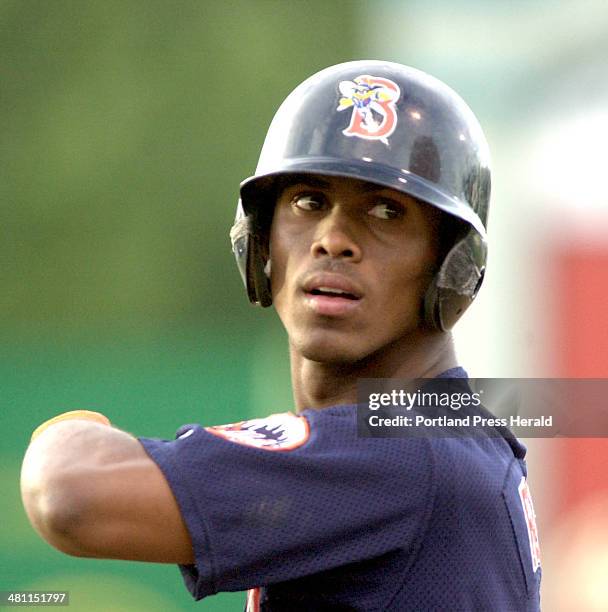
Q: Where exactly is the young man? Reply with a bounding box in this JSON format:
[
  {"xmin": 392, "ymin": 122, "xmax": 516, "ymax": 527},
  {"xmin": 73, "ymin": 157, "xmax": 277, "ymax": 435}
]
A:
[{"xmin": 21, "ymin": 61, "xmax": 541, "ymax": 610}]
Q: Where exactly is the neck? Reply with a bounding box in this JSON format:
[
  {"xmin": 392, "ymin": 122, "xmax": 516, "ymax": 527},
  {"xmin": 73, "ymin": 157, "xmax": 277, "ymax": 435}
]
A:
[{"xmin": 290, "ymin": 330, "xmax": 458, "ymax": 412}]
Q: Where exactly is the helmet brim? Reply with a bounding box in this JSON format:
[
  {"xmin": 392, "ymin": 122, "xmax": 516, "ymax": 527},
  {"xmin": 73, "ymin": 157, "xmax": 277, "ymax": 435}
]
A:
[{"xmin": 240, "ymin": 157, "xmax": 486, "ymax": 239}]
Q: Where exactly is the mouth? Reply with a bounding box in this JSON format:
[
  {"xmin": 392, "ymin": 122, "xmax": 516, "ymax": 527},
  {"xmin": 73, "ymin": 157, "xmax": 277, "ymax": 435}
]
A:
[
  {"xmin": 302, "ymin": 275, "xmax": 363, "ymax": 317},
  {"xmin": 308, "ymin": 287, "xmax": 359, "ymax": 300}
]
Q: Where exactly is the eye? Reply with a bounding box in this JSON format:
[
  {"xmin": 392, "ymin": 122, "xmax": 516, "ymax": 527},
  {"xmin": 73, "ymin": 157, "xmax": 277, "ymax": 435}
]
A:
[
  {"xmin": 292, "ymin": 194, "xmax": 325, "ymax": 212},
  {"xmin": 368, "ymin": 200, "xmax": 404, "ymax": 220}
]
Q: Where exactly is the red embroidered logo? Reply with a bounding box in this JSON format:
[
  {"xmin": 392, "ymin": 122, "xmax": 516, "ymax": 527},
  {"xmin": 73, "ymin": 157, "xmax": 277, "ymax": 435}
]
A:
[
  {"xmin": 206, "ymin": 412, "xmax": 309, "ymax": 451},
  {"xmin": 518, "ymin": 477, "xmax": 541, "ymax": 572},
  {"xmin": 337, "ymin": 75, "xmax": 400, "ymax": 145}
]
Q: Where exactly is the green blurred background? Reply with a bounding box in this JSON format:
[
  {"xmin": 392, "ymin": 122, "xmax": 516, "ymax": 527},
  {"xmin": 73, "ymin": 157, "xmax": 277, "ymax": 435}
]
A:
[
  {"xmin": 2, "ymin": 1, "xmax": 356, "ymax": 609},
  {"xmin": 3, "ymin": 1, "xmax": 608, "ymax": 609}
]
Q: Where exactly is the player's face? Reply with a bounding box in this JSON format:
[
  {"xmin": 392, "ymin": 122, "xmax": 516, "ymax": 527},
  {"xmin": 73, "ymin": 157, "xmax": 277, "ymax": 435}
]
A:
[{"xmin": 269, "ymin": 175, "xmax": 442, "ymax": 364}]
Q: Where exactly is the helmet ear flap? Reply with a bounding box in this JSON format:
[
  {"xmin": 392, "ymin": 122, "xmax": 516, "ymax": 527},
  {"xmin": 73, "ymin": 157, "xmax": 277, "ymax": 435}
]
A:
[
  {"xmin": 230, "ymin": 202, "xmax": 273, "ymax": 307},
  {"xmin": 423, "ymin": 278, "xmax": 477, "ymax": 331},
  {"xmin": 247, "ymin": 233, "xmax": 273, "ymax": 307},
  {"xmin": 423, "ymin": 274, "xmax": 442, "ymax": 330},
  {"xmin": 424, "ymin": 232, "xmax": 486, "ymax": 331}
]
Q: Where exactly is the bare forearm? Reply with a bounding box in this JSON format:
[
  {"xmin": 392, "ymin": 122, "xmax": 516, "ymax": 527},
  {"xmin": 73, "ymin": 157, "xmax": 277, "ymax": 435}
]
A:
[
  {"xmin": 20, "ymin": 420, "xmax": 141, "ymax": 554},
  {"xmin": 21, "ymin": 417, "xmax": 193, "ymax": 563}
]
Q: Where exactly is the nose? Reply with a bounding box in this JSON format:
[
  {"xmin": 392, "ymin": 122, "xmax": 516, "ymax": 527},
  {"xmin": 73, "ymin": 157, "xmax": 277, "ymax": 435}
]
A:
[{"xmin": 310, "ymin": 208, "xmax": 362, "ymax": 262}]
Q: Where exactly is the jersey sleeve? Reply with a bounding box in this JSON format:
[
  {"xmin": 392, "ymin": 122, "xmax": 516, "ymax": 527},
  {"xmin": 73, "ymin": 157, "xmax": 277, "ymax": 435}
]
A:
[{"xmin": 138, "ymin": 407, "xmax": 435, "ymax": 600}]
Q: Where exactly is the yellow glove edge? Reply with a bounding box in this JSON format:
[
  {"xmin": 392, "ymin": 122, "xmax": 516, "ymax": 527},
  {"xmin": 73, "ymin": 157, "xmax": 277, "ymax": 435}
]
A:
[{"xmin": 31, "ymin": 410, "xmax": 111, "ymax": 442}]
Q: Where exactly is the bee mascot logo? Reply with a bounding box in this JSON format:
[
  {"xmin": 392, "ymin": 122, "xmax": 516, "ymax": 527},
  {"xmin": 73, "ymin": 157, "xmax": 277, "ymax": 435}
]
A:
[{"xmin": 337, "ymin": 75, "xmax": 401, "ymax": 145}]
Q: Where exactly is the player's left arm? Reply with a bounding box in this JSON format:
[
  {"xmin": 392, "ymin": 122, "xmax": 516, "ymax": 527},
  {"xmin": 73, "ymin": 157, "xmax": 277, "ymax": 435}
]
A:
[{"xmin": 20, "ymin": 414, "xmax": 194, "ymax": 564}]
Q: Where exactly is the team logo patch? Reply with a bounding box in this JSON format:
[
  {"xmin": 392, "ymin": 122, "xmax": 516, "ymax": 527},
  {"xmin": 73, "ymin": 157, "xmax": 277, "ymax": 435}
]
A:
[
  {"xmin": 518, "ymin": 477, "xmax": 541, "ymax": 572},
  {"xmin": 205, "ymin": 412, "xmax": 310, "ymax": 451},
  {"xmin": 337, "ymin": 75, "xmax": 401, "ymax": 145}
]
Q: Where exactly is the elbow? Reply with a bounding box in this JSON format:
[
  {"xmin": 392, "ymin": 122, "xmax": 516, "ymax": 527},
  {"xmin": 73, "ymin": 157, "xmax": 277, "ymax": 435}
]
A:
[{"xmin": 21, "ymin": 467, "xmax": 91, "ymax": 557}]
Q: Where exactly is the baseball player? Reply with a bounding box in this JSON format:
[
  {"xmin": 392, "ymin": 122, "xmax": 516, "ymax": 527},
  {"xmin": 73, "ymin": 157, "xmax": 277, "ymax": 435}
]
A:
[{"xmin": 21, "ymin": 61, "xmax": 541, "ymax": 610}]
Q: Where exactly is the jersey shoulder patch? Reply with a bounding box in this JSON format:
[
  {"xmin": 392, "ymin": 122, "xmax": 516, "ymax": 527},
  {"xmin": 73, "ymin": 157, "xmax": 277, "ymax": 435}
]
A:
[{"xmin": 205, "ymin": 412, "xmax": 310, "ymax": 451}]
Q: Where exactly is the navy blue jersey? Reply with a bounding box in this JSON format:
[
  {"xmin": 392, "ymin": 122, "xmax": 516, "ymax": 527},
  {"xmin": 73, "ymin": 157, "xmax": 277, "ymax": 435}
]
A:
[{"xmin": 139, "ymin": 370, "xmax": 541, "ymax": 611}]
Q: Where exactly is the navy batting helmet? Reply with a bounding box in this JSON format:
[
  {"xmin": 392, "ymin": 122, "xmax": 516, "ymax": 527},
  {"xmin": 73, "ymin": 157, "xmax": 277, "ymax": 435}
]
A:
[{"xmin": 230, "ymin": 60, "xmax": 490, "ymax": 330}]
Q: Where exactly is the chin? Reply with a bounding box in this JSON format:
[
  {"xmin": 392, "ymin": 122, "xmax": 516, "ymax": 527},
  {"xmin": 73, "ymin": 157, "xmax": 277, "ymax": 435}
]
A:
[
  {"xmin": 303, "ymin": 347, "xmax": 363, "ymax": 365},
  {"xmin": 290, "ymin": 331, "xmax": 374, "ymax": 365}
]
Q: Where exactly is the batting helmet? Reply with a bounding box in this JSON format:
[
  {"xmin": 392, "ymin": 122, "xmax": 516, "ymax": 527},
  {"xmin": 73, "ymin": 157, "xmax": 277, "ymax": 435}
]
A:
[{"xmin": 230, "ymin": 60, "xmax": 490, "ymax": 330}]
